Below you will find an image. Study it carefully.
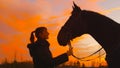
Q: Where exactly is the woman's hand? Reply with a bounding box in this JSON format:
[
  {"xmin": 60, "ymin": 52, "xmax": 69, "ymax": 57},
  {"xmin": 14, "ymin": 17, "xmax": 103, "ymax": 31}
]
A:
[
  {"xmin": 67, "ymin": 41, "xmax": 73, "ymax": 56},
  {"xmin": 67, "ymin": 48, "xmax": 73, "ymax": 56}
]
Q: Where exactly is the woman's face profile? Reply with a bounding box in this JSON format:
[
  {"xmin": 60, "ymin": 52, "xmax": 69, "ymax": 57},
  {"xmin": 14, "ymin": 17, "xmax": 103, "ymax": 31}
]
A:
[{"xmin": 39, "ymin": 29, "xmax": 49, "ymax": 39}]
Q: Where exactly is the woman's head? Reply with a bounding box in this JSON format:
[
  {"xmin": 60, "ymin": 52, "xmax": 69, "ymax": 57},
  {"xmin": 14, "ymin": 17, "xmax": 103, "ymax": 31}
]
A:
[{"xmin": 30, "ymin": 27, "xmax": 49, "ymax": 43}]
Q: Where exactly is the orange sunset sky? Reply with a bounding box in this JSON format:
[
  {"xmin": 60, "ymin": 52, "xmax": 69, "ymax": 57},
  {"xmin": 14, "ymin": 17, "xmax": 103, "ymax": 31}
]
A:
[{"xmin": 0, "ymin": 0, "xmax": 120, "ymax": 67}]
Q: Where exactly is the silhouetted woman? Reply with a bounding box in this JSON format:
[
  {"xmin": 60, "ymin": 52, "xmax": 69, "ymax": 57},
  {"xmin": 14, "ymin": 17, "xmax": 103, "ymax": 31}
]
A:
[{"xmin": 27, "ymin": 27, "xmax": 71, "ymax": 68}]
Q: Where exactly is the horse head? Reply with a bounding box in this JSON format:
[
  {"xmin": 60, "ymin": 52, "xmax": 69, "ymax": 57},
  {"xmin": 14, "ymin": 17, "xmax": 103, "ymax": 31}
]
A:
[{"xmin": 57, "ymin": 2, "xmax": 87, "ymax": 46}]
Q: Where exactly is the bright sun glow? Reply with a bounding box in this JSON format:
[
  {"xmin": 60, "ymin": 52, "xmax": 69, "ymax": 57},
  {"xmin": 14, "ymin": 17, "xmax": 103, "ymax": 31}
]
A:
[{"xmin": 70, "ymin": 34, "xmax": 106, "ymax": 60}]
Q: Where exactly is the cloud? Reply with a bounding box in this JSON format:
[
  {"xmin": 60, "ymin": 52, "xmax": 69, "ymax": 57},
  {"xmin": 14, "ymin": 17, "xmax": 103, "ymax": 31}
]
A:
[
  {"xmin": 99, "ymin": 0, "xmax": 120, "ymax": 9},
  {"xmin": 0, "ymin": 21, "xmax": 20, "ymax": 34},
  {"xmin": 103, "ymin": 7, "xmax": 120, "ymax": 14}
]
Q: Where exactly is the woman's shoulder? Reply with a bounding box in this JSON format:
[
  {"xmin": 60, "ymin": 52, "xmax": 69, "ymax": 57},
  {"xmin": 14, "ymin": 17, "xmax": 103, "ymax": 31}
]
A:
[
  {"xmin": 27, "ymin": 42, "xmax": 44, "ymax": 49},
  {"xmin": 27, "ymin": 43, "xmax": 37, "ymax": 49}
]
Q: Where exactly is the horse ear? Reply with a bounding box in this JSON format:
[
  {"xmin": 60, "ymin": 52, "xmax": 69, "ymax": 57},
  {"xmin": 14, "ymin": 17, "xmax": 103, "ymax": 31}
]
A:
[
  {"xmin": 73, "ymin": 1, "xmax": 81, "ymax": 11},
  {"xmin": 72, "ymin": 6, "xmax": 74, "ymax": 9}
]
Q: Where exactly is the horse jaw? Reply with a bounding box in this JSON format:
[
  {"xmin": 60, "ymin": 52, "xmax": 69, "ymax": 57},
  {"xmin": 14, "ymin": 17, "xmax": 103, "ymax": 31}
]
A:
[{"xmin": 57, "ymin": 30, "xmax": 71, "ymax": 46}]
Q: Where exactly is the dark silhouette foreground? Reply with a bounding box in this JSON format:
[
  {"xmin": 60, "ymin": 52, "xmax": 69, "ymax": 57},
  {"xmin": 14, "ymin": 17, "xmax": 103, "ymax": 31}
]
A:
[{"xmin": 57, "ymin": 2, "xmax": 120, "ymax": 68}]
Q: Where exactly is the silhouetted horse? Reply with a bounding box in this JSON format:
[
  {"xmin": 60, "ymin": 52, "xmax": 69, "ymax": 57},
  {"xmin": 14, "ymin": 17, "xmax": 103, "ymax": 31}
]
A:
[{"xmin": 57, "ymin": 2, "xmax": 120, "ymax": 68}]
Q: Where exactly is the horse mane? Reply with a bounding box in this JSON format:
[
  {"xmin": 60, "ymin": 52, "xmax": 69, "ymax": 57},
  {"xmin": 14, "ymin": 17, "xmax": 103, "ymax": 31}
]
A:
[{"xmin": 81, "ymin": 10, "xmax": 120, "ymax": 32}]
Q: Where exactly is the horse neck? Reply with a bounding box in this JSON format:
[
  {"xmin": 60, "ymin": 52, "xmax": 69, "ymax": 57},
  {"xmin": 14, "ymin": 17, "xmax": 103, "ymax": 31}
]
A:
[{"xmin": 87, "ymin": 20, "xmax": 120, "ymax": 53}]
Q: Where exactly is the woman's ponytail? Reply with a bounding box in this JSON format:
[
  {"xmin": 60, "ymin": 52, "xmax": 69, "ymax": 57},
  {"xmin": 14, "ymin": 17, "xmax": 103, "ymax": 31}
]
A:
[{"xmin": 30, "ymin": 31, "xmax": 35, "ymax": 43}]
